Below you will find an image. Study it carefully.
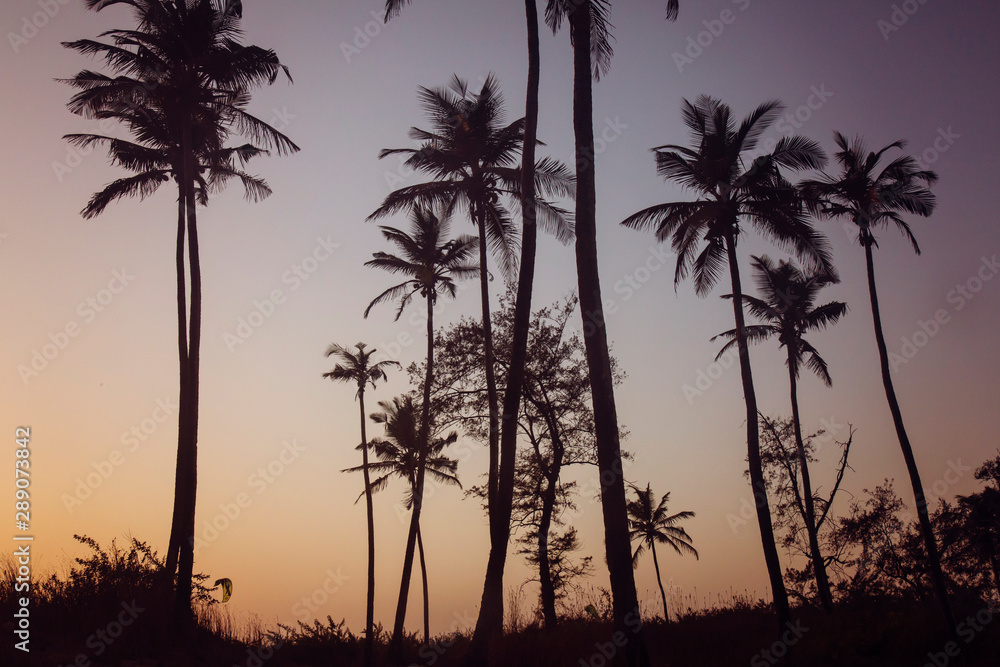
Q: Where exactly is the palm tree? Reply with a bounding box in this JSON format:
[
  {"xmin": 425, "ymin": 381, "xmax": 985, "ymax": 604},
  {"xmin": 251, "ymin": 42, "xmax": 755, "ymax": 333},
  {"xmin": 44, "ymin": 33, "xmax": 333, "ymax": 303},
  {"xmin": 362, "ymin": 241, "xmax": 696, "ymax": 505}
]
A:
[
  {"xmin": 798, "ymin": 132, "xmax": 955, "ymax": 635},
  {"xmin": 541, "ymin": 3, "xmax": 678, "ymax": 664},
  {"xmin": 713, "ymin": 255, "xmax": 847, "ymax": 612},
  {"xmin": 381, "ymin": 4, "xmax": 557, "ymax": 657},
  {"xmin": 626, "ymin": 483, "xmax": 697, "ymax": 622},
  {"xmin": 62, "ymin": 0, "xmax": 297, "ymax": 625},
  {"xmin": 323, "ymin": 343, "xmax": 400, "ymax": 667},
  {"xmin": 620, "ymin": 95, "xmax": 831, "ymax": 628},
  {"xmin": 363, "ymin": 206, "xmax": 478, "ymax": 658},
  {"xmin": 344, "ymin": 394, "xmax": 462, "ymax": 645}
]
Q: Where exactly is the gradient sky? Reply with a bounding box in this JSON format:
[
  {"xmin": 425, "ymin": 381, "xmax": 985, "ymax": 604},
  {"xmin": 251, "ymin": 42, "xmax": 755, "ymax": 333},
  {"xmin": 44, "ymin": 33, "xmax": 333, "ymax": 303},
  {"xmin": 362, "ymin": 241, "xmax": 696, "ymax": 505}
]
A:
[{"xmin": 2, "ymin": 0, "xmax": 999, "ymax": 639}]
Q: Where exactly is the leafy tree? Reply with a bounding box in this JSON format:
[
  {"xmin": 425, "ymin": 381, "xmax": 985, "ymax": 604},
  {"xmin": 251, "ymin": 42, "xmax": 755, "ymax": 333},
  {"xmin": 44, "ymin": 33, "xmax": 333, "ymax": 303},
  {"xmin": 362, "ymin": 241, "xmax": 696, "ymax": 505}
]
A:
[
  {"xmin": 323, "ymin": 343, "xmax": 399, "ymax": 666},
  {"xmin": 799, "ymin": 133, "xmax": 955, "ymax": 635},
  {"xmin": 626, "ymin": 484, "xmax": 697, "ymax": 623},
  {"xmin": 621, "ymin": 95, "xmax": 830, "ymax": 628},
  {"xmin": 62, "ymin": 0, "xmax": 297, "ymax": 625},
  {"xmin": 362, "ymin": 206, "xmax": 477, "ymax": 657},
  {"xmin": 714, "ymin": 256, "xmax": 847, "ymax": 611},
  {"xmin": 758, "ymin": 415, "xmax": 854, "ymax": 606},
  {"xmin": 343, "ymin": 394, "xmax": 462, "ymax": 645}
]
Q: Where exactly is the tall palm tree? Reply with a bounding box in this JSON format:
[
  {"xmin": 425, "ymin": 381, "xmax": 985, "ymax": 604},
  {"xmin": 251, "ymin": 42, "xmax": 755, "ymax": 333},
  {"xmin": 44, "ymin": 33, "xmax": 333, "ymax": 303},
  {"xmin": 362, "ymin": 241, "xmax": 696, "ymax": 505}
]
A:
[
  {"xmin": 323, "ymin": 343, "xmax": 400, "ymax": 667},
  {"xmin": 626, "ymin": 483, "xmax": 697, "ymax": 622},
  {"xmin": 713, "ymin": 255, "xmax": 847, "ymax": 612},
  {"xmin": 799, "ymin": 132, "xmax": 955, "ymax": 635},
  {"xmin": 363, "ymin": 207, "xmax": 478, "ymax": 659},
  {"xmin": 381, "ymin": 4, "xmax": 556, "ymax": 657},
  {"xmin": 620, "ymin": 95, "xmax": 830, "ymax": 628},
  {"xmin": 542, "ymin": 3, "xmax": 678, "ymax": 664},
  {"xmin": 370, "ymin": 74, "xmax": 573, "ymax": 523},
  {"xmin": 62, "ymin": 0, "xmax": 297, "ymax": 625},
  {"xmin": 344, "ymin": 394, "xmax": 462, "ymax": 645}
]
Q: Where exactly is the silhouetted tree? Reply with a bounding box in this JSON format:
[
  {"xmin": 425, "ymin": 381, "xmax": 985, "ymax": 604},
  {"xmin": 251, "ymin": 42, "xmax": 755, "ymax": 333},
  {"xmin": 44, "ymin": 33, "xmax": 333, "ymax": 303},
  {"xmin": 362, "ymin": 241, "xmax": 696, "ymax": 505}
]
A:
[
  {"xmin": 714, "ymin": 255, "xmax": 847, "ymax": 611},
  {"xmin": 758, "ymin": 415, "xmax": 854, "ymax": 606},
  {"xmin": 363, "ymin": 207, "xmax": 477, "ymax": 658},
  {"xmin": 799, "ymin": 132, "xmax": 955, "ymax": 636},
  {"xmin": 343, "ymin": 394, "xmax": 462, "ymax": 645},
  {"xmin": 621, "ymin": 95, "xmax": 830, "ymax": 628},
  {"xmin": 323, "ymin": 343, "xmax": 400, "ymax": 666},
  {"xmin": 543, "ymin": 2, "xmax": 680, "ymax": 662},
  {"xmin": 62, "ymin": 0, "xmax": 297, "ymax": 625},
  {"xmin": 626, "ymin": 484, "xmax": 697, "ymax": 623}
]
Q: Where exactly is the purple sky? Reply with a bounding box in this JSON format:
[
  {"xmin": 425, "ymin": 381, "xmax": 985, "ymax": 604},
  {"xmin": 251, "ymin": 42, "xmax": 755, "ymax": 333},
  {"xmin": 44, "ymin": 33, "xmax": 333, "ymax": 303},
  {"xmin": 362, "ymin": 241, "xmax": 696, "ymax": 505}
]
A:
[{"xmin": 2, "ymin": 0, "xmax": 998, "ymax": 636}]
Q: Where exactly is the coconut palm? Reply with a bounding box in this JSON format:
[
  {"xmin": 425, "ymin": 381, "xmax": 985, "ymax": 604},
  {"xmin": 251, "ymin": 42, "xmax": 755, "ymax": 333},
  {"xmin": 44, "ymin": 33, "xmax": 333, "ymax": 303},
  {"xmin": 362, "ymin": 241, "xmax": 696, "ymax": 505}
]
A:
[
  {"xmin": 323, "ymin": 343, "xmax": 400, "ymax": 667},
  {"xmin": 713, "ymin": 255, "xmax": 847, "ymax": 612},
  {"xmin": 363, "ymin": 206, "xmax": 477, "ymax": 657},
  {"xmin": 798, "ymin": 133, "xmax": 956, "ymax": 635},
  {"xmin": 537, "ymin": 3, "xmax": 678, "ymax": 664},
  {"xmin": 626, "ymin": 483, "xmax": 697, "ymax": 622},
  {"xmin": 62, "ymin": 0, "xmax": 297, "ymax": 624},
  {"xmin": 620, "ymin": 95, "xmax": 830, "ymax": 627},
  {"xmin": 369, "ymin": 73, "xmax": 573, "ymax": 523},
  {"xmin": 344, "ymin": 394, "xmax": 461, "ymax": 645}
]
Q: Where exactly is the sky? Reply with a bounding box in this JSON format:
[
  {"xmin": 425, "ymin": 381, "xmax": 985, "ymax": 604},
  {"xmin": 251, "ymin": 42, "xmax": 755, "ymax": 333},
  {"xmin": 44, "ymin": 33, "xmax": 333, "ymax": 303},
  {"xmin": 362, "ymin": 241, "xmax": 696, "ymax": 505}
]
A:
[{"xmin": 2, "ymin": 0, "xmax": 999, "ymax": 640}]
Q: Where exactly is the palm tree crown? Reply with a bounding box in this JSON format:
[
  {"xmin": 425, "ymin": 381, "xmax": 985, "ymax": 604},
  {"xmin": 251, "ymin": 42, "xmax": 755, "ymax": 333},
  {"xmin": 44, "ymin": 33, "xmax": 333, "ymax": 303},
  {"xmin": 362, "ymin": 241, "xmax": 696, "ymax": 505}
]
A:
[
  {"xmin": 364, "ymin": 207, "xmax": 479, "ymax": 320},
  {"xmin": 621, "ymin": 94, "xmax": 832, "ymax": 294},
  {"xmin": 627, "ymin": 483, "xmax": 698, "ymax": 564},
  {"xmin": 323, "ymin": 342, "xmax": 400, "ymax": 398},
  {"xmin": 800, "ymin": 132, "xmax": 937, "ymax": 252},
  {"xmin": 714, "ymin": 255, "xmax": 847, "ymax": 384}
]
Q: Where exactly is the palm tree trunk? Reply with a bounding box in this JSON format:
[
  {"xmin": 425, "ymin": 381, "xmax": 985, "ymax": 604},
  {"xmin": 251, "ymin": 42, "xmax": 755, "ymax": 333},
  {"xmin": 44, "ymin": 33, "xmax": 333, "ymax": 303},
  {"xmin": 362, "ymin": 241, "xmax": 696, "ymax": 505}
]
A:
[
  {"xmin": 389, "ymin": 295, "xmax": 435, "ymax": 661},
  {"xmin": 466, "ymin": 2, "xmax": 540, "ymax": 662},
  {"xmin": 863, "ymin": 241, "xmax": 957, "ymax": 637},
  {"xmin": 650, "ymin": 542, "xmax": 669, "ymax": 623},
  {"xmin": 360, "ymin": 390, "xmax": 376, "ymax": 667},
  {"xmin": 787, "ymin": 359, "xmax": 834, "ymax": 612},
  {"xmin": 569, "ymin": 5, "xmax": 648, "ymax": 666},
  {"xmin": 174, "ymin": 117, "xmax": 201, "ymax": 630},
  {"xmin": 165, "ymin": 189, "xmax": 189, "ymax": 587},
  {"xmin": 417, "ymin": 523, "xmax": 430, "ymax": 645},
  {"xmin": 725, "ymin": 236, "xmax": 790, "ymax": 628}
]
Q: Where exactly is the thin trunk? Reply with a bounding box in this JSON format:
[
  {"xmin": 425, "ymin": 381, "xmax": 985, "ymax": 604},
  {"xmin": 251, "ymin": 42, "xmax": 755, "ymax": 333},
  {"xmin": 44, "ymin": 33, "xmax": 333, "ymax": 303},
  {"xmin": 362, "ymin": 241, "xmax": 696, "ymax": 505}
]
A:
[
  {"xmin": 360, "ymin": 390, "xmax": 376, "ymax": 667},
  {"xmin": 475, "ymin": 198, "xmax": 501, "ymax": 524},
  {"xmin": 569, "ymin": 5, "xmax": 648, "ymax": 666},
  {"xmin": 389, "ymin": 296, "xmax": 435, "ymax": 661},
  {"xmin": 538, "ymin": 468, "xmax": 559, "ymax": 630},
  {"xmin": 787, "ymin": 358, "xmax": 834, "ymax": 613},
  {"xmin": 417, "ymin": 523, "xmax": 430, "ymax": 645},
  {"xmin": 466, "ymin": 2, "xmax": 540, "ymax": 661},
  {"xmin": 650, "ymin": 542, "xmax": 669, "ymax": 623},
  {"xmin": 863, "ymin": 241, "xmax": 957, "ymax": 638},
  {"xmin": 725, "ymin": 236, "xmax": 790, "ymax": 628},
  {"xmin": 174, "ymin": 116, "xmax": 200, "ymax": 630},
  {"xmin": 165, "ymin": 189, "xmax": 189, "ymax": 586}
]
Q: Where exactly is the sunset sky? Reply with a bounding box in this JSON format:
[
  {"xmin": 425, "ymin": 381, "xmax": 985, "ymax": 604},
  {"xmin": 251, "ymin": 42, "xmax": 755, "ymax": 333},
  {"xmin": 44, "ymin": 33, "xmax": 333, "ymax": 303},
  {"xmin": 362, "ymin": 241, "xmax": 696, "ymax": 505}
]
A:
[{"xmin": 2, "ymin": 0, "xmax": 999, "ymax": 638}]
